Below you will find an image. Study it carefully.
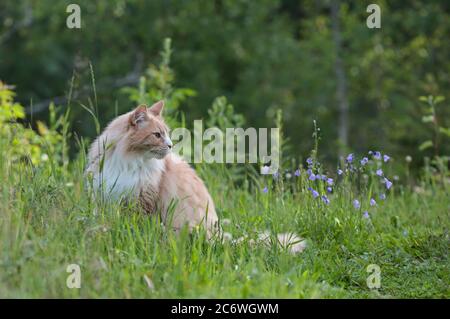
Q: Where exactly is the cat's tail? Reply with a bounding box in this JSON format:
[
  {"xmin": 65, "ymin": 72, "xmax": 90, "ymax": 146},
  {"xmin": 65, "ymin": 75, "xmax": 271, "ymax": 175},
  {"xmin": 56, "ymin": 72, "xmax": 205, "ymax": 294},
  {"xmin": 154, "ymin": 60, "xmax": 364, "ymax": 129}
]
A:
[{"xmin": 220, "ymin": 229, "xmax": 307, "ymax": 255}]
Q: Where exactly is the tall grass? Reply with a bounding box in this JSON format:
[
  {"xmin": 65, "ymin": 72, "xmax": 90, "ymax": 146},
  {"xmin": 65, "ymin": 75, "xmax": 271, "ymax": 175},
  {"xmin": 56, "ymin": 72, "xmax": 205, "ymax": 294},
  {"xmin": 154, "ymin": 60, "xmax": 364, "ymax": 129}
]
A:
[
  {"xmin": 0, "ymin": 125, "xmax": 448, "ymax": 298},
  {"xmin": 0, "ymin": 46, "xmax": 448, "ymax": 297}
]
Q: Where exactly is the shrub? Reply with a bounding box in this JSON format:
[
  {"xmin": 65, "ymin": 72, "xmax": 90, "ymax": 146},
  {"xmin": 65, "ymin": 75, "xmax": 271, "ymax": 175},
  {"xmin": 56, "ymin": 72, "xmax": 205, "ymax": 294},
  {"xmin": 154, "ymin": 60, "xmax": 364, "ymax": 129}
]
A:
[{"xmin": 0, "ymin": 81, "xmax": 65, "ymax": 166}]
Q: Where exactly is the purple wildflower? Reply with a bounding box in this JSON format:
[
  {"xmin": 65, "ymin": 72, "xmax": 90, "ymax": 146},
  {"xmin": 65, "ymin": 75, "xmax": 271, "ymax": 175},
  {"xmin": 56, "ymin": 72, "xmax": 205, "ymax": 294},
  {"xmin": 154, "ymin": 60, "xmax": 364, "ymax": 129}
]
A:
[
  {"xmin": 383, "ymin": 154, "xmax": 390, "ymax": 162},
  {"xmin": 360, "ymin": 157, "xmax": 369, "ymax": 166},
  {"xmin": 363, "ymin": 211, "xmax": 370, "ymax": 219},
  {"xmin": 376, "ymin": 169, "xmax": 383, "ymax": 176},
  {"xmin": 321, "ymin": 195, "xmax": 330, "ymax": 205},
  {"xmin": 294, "ymin": 169, "xmax": 301, "ymax": 177},
  {"xmin": 374, "ymin": 151, "xmax": 382, "ymax": 160},
  {"xmin": 327, "ymin": 178, "xmax": 334, "ymax": 186},
  {"xmin": 308, "ymin": 187, "xmax": 319, "ymax": 198},
  {"xmin": 327, "ymin": 186, "xmax": 333, "ymax": 193},
  {"xmin": 346, "ymin": 153, "xmax": 354, "ymax": 163},
  {"xmin": 353, "ymin": 199, "xmax": 361, "ymax": 210},
  {"xmin": 309, "ymin": 173, "xmax": 316, "ymax": 181},
  {"xmin": 379, "ymin": 193, "xmax": 386, "ymax": 200},
  {"xmin": 261, "ymin": 165, "xmax": 270, "ymax": 175},
  {"xmin": 337, "ymin": 169, "xmax": 343, "ymax": 175},
  {"xmin": 384, "ymin": 178, "xmax": 393, "ymax": 190},
  {"xmin": 370, "ymin": 198, "xmax": 377, "ymax": 206},
  {"xmin": 306, "ymin": 157, "xmax": 313, "ymax": 166},
  {"xmin": 273, "ymin": 171, "xmax": 279, "ymax": 179},
  {"xmin": 262, "ymin": 186, "xmax": 268, "ymax": 193},
  {"xmin": 321, "ymin": 174, "xmax": 327, "ymax": 181}
]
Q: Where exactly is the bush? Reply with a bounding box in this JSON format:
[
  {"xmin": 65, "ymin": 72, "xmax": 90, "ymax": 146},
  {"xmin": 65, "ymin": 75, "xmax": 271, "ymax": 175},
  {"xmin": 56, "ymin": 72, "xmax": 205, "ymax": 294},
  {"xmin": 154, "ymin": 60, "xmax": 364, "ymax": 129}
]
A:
[{"xmin": 0, "ymin": 81, "xmax": 66, "ymax": 166}]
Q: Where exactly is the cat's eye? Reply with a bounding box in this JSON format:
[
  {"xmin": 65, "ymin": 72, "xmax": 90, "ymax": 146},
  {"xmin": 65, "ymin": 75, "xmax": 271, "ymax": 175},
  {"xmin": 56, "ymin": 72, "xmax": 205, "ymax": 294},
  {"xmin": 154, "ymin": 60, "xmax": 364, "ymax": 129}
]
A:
[{"xmin": 153, "ymin": 132, "xmax": 161, "ymax": 138}]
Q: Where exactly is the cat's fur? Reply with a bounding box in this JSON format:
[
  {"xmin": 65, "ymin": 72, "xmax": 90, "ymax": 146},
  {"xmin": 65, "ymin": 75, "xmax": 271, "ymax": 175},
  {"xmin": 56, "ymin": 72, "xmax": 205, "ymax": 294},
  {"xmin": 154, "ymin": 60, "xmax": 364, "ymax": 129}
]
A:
[
  {"xmin": 86, "ymin": 101, "xmax": 218, "ymax": 236},
  {"xmin": 86, "ymin": 101, "xmax": 306, "ymax": 254}
]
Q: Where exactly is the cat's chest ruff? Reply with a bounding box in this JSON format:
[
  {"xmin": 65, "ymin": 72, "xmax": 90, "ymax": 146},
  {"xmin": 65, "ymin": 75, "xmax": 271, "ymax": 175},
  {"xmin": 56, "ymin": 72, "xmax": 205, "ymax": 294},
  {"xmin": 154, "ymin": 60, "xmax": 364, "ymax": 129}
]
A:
[{"xmin": 102, "ymin": 154, "xmax": 164, "ymax": 198}]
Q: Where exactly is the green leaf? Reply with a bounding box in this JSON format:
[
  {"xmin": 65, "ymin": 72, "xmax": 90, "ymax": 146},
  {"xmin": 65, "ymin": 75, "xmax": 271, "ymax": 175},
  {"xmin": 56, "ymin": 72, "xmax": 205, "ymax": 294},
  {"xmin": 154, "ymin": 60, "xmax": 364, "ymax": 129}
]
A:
[
  {"xmin": 434, "ymin": 96, "xmax": 445, "ymax": 104},
  {"xmin": 438, "ymin": 127, "xmax": 450, "ymax": 137},
  {"xmin": 419, "ymin": 140, "xmax": 433, "ymax": 151},
  {"xmin": 421, "ymin": 115, "xmax": 434, "ymax": 123}
]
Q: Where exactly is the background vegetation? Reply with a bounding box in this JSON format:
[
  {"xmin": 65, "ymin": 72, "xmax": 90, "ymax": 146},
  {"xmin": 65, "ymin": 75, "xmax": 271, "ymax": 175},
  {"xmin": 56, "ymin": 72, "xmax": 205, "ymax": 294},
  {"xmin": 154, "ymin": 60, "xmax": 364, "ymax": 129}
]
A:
[
  {"xmin": 0, "ymin": 0, "xmax": 448, "ymax": 298},
  {"xmin": 1, "ymin": 0, "xmax": 450, "ymax": 169}
]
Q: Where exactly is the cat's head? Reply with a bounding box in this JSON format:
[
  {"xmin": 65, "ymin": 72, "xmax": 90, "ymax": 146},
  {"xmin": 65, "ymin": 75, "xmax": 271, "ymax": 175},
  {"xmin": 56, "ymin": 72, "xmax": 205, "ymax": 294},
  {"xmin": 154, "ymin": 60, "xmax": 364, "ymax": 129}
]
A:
[{"xmin": 126, "ymin": 101, "xmax": 172, "ymax": 159}]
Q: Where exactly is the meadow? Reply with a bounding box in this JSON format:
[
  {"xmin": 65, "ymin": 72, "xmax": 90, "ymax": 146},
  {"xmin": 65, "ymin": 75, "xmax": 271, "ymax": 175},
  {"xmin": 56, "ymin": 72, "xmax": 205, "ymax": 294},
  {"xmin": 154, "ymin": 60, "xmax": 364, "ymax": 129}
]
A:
[
  {"xmin": 0, "ymin": 101, "xmax": 448, "ymax": 298},
  {"xmin": 1, "ymin": 15, "xmax": 449, "ymax": 297}
]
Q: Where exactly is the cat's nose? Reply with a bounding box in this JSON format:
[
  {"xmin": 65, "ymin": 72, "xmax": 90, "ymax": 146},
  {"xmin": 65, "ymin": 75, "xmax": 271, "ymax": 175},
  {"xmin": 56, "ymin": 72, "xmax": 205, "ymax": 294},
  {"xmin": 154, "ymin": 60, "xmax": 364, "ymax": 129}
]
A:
[{"xmin": 164, "ymin": 136, "xmax": 173, "ymax": 149}]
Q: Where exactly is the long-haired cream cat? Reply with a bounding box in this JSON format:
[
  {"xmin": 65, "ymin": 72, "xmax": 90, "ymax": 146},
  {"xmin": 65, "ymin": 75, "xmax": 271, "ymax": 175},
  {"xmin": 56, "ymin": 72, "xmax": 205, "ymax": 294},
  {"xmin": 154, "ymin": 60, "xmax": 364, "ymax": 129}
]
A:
[
  {"xmin": 86, "ymin": 101, "xmax": 305, "ymax": 253},
  {"xmin": 86, "ymin": 101, "xmax": 218, "ymax": 236}
]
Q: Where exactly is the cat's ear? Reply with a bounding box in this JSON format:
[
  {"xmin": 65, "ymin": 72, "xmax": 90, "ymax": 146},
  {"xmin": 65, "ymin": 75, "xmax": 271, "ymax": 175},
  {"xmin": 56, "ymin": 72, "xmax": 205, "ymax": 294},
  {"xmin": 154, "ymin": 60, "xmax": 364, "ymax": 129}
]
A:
[
  {"xmin": 129, "ymin": 104, "xmax": 149, "ymax": 126},
  {"xmin": 148, "ymin": 100, "xmax": 164, "ymax": 116}
]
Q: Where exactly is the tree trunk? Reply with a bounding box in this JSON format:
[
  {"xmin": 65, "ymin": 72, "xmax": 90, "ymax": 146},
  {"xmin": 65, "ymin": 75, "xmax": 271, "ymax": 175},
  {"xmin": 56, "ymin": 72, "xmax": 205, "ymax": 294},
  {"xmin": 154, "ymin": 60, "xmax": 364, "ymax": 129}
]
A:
[{"xmin": 330, "ymin": 0, "xmax": 349, "ymax": 155}]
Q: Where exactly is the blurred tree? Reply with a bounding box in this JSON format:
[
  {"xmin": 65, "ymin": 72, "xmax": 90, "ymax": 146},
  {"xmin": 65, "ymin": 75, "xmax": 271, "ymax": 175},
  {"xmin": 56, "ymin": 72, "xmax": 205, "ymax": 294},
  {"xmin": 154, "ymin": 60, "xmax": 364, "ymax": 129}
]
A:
[
  {"xmin": 330, "ymin": 0, "xmax": 349, "ymax": 155},
  {"xmin": 0, "ymin": 0, "xmax": 448, "ymax": 171}
]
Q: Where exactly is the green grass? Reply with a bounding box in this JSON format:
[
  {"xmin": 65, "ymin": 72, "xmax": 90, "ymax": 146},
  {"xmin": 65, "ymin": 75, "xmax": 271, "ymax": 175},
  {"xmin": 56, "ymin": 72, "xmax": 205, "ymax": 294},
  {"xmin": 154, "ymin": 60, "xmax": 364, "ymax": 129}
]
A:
[{"xmin": 0, "ymin": 138, "xmax": 448, "ymax": 298}]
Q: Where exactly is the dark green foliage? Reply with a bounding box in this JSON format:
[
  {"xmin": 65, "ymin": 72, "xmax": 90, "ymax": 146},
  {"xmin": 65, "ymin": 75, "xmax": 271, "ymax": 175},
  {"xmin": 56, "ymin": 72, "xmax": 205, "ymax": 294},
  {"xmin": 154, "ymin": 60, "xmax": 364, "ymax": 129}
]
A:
[{"xmin": 1, "ymin": 0, "xmax": 449, "ymax": 169}]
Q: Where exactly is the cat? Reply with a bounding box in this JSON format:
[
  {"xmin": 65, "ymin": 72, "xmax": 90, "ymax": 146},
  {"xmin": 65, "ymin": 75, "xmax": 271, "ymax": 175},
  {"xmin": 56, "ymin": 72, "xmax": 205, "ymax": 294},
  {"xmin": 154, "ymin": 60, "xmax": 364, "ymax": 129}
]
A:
[
  {"xmin": 86, "ymin": 101, "xmax": 306, "ymax": 253},
  {"xmin": 85, "ymin": 101, "xmax": 219, "ymax": 237}
]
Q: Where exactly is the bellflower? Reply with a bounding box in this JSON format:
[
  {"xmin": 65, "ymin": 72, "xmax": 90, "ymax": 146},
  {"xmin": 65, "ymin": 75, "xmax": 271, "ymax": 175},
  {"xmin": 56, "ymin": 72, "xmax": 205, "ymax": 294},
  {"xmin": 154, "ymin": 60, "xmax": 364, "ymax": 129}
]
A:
[
  {"xmin": 384, "ymin": 178, "xmax": 393, "ymax": 190},
  {"xmin": 346, "ymin": 153, "xmax": 354, "ymax": 163},
  {"xmin": 374, "ymin": 151, "xmax": 382, "ymax": 160},
  {"xmin": 261, "ymin": 165, "xmax": 270, "ymax": 175},
  {"xmin": 308, "ymin": 187, "xmax": 319, "ymax": 198},
  {"xmin": 321, "ymin": 195, "xmax": 330, "ymax": 205}
]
